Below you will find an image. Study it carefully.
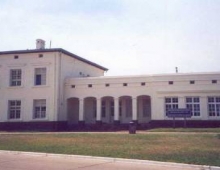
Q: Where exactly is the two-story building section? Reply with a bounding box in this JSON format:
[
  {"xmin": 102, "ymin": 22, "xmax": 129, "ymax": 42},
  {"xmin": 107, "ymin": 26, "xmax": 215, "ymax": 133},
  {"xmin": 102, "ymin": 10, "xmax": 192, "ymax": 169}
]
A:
[
  {"xmin": 0, "ymin": 39, "xmax": 107, "ymax": 130},
  {"xmin": 0, "ymin": 39, "xmax": 220, "ymax": 131}
]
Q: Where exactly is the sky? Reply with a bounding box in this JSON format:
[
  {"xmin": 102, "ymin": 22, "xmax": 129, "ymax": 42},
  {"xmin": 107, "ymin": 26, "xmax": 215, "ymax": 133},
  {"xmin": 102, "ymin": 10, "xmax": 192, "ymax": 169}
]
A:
[{"xmin": 0, "ymin": 0, "xmax": 220, "ymax": 76}]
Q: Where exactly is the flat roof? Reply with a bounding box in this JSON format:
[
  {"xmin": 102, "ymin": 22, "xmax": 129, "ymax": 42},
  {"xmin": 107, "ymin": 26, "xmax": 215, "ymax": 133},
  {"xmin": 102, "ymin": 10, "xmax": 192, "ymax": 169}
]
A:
[{"xmin": 0, "ymin": 48, "xmax": 108, "ymax": 71}]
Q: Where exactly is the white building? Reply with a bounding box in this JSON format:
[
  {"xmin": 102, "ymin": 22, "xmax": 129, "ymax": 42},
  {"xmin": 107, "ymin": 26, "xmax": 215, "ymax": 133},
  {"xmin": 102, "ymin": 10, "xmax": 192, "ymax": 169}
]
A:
[{"xmin": 0, "ymin": 39, "xmax": 220, "ymax": 130}]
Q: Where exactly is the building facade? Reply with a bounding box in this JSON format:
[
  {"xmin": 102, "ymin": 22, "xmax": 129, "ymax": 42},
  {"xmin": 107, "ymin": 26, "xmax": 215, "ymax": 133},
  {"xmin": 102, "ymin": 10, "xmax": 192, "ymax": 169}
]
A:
[{"xmin": 0, "ymin": 40, "xmax": 220, "ymax": 130}]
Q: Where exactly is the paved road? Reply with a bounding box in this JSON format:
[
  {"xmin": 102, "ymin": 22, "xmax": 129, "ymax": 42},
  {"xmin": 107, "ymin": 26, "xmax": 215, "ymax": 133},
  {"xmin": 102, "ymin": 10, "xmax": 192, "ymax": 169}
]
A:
[{"xmin": 0, "ymin": 151, "xmax": 219, "ymax": 170}]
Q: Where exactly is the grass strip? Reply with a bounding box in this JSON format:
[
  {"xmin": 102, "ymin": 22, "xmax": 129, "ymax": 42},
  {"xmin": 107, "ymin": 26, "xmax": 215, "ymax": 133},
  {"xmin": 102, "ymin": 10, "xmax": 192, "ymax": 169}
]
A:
[{"xmin": 0, "ymin": 133, "xmax": 219, "ymax": 166}]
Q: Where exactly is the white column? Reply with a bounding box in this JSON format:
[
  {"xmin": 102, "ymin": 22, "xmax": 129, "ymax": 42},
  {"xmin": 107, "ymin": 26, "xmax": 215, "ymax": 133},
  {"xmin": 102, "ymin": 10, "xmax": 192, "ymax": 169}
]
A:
[
  {"xmin": 179, "ymin": 97, "xmax": 185, "ymax": 108},
  {"xmin": 114, "ymin": 98, "xmax": 119, "ymax": 121},
  {"xmin": 200, "ymin": 96, "xmax": 208, "ymax": 120},
  {"xmin": 132, "ymin": 97, "xmax": 137, "ymax": 121},
  {"xmin": 79, "ymin": 99, "xmax": 84, "ymax": 121},
  {"xmin": 96, "ymin": 98, "xmax": 101, "ymax": 121}
]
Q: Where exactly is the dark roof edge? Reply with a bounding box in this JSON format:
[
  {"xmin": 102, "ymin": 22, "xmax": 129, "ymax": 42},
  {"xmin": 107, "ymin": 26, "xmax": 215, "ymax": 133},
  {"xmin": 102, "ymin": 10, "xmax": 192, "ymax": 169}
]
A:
[{"xmin": 0, "ymin": 48, "xmax": 108, "ymax": 71}]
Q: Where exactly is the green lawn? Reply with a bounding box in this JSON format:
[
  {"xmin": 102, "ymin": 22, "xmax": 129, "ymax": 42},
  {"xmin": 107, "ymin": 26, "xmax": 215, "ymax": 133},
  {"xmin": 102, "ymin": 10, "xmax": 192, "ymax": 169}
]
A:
[
  {"xmin": 147, "ymin": 128, "xmax": 220, "ymax": 133},
  {"xmin": 0, "ymin": 132, "xmax": 220, "ymax": 166}
]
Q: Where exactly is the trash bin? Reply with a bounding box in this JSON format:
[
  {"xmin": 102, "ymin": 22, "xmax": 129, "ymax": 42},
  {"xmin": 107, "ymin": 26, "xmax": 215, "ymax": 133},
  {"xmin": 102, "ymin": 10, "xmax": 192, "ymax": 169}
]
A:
[{"xmin": 129, "ymin": 121, "xmax": 136, "ymax": 134}]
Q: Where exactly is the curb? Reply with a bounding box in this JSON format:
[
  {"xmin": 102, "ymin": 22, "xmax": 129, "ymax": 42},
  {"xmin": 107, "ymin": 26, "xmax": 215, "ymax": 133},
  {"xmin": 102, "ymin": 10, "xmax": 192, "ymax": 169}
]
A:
[{"xmin": 0, "ymin": 150, "xmax": 219, "ymax": 170}]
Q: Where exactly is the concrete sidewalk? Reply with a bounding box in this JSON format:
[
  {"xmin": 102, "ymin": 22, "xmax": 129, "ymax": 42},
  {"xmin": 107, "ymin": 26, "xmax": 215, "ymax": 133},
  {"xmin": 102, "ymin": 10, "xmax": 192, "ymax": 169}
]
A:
[{"xmin": 0, "ymin": 151, "xmax": 219, "ymax": 170}]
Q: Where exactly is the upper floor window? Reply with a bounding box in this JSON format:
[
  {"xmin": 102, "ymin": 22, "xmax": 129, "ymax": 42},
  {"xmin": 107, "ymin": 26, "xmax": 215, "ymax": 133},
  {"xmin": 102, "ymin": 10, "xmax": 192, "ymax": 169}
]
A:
[
  {"xmin": 33, "ymin": 99, "xmax": 46, "ymax": 119},
  {"xmin": 10, "ymin": 69, "xmax": 22, "ymax": 86},
  {"xmin": 38, "ymin": 54, "xmax": 43, "ymax": 58},
  {"xmin": 208, "ymin": 97, "xmax": 220, "ymax": 117},
  {"xmin": 168, "ymin": 81, "xmax": 173, "ymax": 85},
  {"xmin": 190, "ymin": 80, "xmax": 195, "ymax": 84},
  {"xmin": 35, "ymin": 68, "xmax": 46, "ymax": 86},
  {"xmin": 14, "ymin": 55, "xmax": 19, "ymax": 59},
  {"xmin": 165, "ymin": 97, "xmax": 178, "ymax": 115},
  {"xmin": 212, "ymin": 80, "xmax": 217, "ymax": 84},
  {"xmin": 186, "ymin": 97, "xmax": 200, "ymax": 116},
  {"xmin": 8, "ymin": 100, "xmax": 21, "ymax": 119}
]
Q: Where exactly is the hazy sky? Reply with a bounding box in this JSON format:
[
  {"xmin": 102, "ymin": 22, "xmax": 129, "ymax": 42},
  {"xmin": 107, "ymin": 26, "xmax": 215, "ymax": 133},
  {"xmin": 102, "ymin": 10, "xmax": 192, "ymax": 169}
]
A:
[{"xmin": 0, "ymin": 0, "xmax": 220, "ymax": 76}]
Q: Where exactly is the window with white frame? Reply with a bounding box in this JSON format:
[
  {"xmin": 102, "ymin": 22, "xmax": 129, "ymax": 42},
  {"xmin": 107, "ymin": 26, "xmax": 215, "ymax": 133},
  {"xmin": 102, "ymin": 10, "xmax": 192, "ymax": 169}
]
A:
[
  {"xmin": 186, "ymin": 97, "xmax": 200, "ymax": 116},
  {"xmin": 165, "ymin": 97, "xmax": 178, "ymax": 115},
  {"xmin": 208, "ymin": 97, "xmax": 220, "ymax": 117},
  {"xmin": 8, "ymin": 100, "xmax": 21, "ymax": 119},
  {"xmin": 33, "ymin": 99, "xmax": 46, "ymax": 119},
  {"xmin": 10, "ymin": 69, "xmax": 22, "ymax": 86},
  {"xmin": 34, "ymin": 68, "xmax": 46, "ymax": 85}
]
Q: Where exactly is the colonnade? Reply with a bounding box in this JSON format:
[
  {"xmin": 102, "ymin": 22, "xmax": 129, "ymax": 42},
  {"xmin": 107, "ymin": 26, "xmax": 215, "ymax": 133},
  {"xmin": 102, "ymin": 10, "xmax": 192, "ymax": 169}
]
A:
[{"xmin": 67, "ymin": 95, "xmax": 151, "ymax": 125}]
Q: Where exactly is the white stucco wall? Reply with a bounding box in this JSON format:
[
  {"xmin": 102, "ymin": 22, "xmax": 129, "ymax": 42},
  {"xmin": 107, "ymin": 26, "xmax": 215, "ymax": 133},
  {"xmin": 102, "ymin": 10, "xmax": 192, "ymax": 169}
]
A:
[
  {"xmin": 1, "ymin": 48, "xmax": 220, "ymax": 125},
  {"xmin": 0, "ymin": 52, "xmax": 57, "ymax": 122},
  {"xmin": 0, "ymin": 49, "xmax": 106, "ymax": 123},
  {"xmin": 65, "ymin": 73, "xmax": 220, "ymax": 122},
  {"xmin": 58, "ymin": 53, "xmax": 105, "ymax": 121}
]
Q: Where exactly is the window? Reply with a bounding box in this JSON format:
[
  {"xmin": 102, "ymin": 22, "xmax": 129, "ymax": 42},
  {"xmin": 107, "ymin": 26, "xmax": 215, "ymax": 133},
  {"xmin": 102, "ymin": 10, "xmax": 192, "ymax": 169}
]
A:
[
  {"xmin": 212, "ymin": 80, "xmax": 217, "ymax": 84},
  {"xmin": 101, "ymin": 101, "xmax": 106, "ymax": 118},
  {"xmin": 119, "ymin": 101, "xmax": 122, "ymax": 116},
  {"xmin": 35, "ymin": 68, "xmax": 46, "ymax": 85},
  {"xmin": 186, "ymin": 97, "xmax": 200, "ymax": 116},
  {"xmin": 93, "ymin": 100, "xmax": 97, "ymax": 118},
  {"xmin": 141, "ymin": 82, "xmax": 146, "ymax": 86},
  {"xmin": 208, "ymin": 97, "xmax": 220, "ymax": 117},
  {"xmin": 190, "ymin": 80, "xmax": 195, "ymax": 84},
  {"xmin": 10, "ymin": 69, "xmax": 22, "ymax": 86},
  {"xmin": 165, "ymin": 97, "xmax": 178, "ymax": 115},
  {"xmin": 123, "ymin": 83, "xmax": 127, "ymax": 86},
  {"xmin": 14, "ymin": 55, "xmax": 19, "ymax": 59},
  {"xmin": 111, "ymin": 101, "xmax": 114, "ymax": 116},
  {"xmin": 168, "ymin": 81, "xmax": 173, "ymax": 85},
  {"xmin": 71, "ymin": 85, "xmax": 75, "ymax": 88},
  {"xmin": 88, "ymin": 84, "xmax": 92, "ymax": 88},
  {"xmin": 105, "ymin": 83, "xmax": 110, "ymax": 87},
  {"xmin": 143, "ymin": 99, "xmax": 150, "ymax": 117},
  {"xmin": 125, "ymin": 99, "xmax": 132, "ymax": 117},
  {"xmin": 8, "ymin": 100, "xmax": 21, "ymax": 119},
  {"xmin": 39, "ymin": 54, "xmax": 43, "ymax": 58},
  {"xmin": 33, "ymin": 99, "xmax": 46, "ymax": 119}
]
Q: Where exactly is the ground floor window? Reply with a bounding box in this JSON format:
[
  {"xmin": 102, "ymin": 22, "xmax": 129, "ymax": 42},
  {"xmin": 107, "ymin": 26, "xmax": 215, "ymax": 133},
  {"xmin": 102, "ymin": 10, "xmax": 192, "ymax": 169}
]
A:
[
  {"xmin": 119, "ymin": 101, "xmax": 122, "ymax": 116},
  {"xmin": 208, "ymin": 97, "xmax": 220, "ymax": 117},
  {"xmin": 125, "ymin": 99, "xmax": 132, "ymax": 117},
  {"xmin": 142, "ymin": 98, "xmax": 150, "ymax": 117},
  {"xmin": 8, "ymin": 100, "xmax": 21, "ymax": 119},
  {"xmin": 165, "ymin": 97, "xmax": 178, "ymax": 115},
  {"xmin": 93, "ymin": 100, "xmax": 96, "ymax": 118},
  {"xmin": 186, "ymin": 97, "xmax": 200, "ymax": 116},
  {"xmin": 33, "ymin": 99, "xmax": 46, "ymax": 119},
  {"xmin": 111, "ymin": 101, "xmax": 114, "ymax": 116},
  {"xmin": 101, "ymin": 101, "xmax": 106, "ymax": 118}
]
